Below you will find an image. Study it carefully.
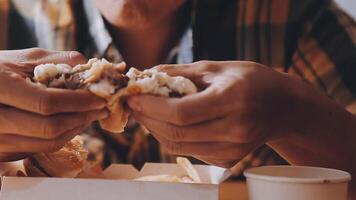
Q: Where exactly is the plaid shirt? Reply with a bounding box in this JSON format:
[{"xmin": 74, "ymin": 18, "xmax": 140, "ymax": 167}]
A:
[{"xmin": 1, "ymin": 0, "xmax": 355, "ymax": 177}]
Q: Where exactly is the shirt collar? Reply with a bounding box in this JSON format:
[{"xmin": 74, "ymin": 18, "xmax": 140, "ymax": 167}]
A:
[
  {"xmin": 82, "ymin": 0, "xmax": 193, "ymax": 65},
  {"xmin": 176, "ymin": 27, "xmax": 194, "ymax": 64},
  {"xmin": 82, "ymin": 0, "xmax": 117, "ymax": 57}
]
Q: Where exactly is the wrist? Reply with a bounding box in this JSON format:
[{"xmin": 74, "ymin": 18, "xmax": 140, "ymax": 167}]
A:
[
  {"xmin": 269, "ymin": 76, "xmax": 356, "ymax": 169},
  {"xmin": 276, "ymin": 75, "xmax": 341, "ymax": 139},
  {"xmin": 290, "ymin": 79, "xmax": 354, "ymax": 140},
  {"xmin": 269, "ymin": 75, "xmax": 312, "ymax": 142}
]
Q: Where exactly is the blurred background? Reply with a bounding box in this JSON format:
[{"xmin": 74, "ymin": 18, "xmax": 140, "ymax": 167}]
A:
[{"xmin": 335, "ymin": 0, "xmax": 356, "ymax": 19}]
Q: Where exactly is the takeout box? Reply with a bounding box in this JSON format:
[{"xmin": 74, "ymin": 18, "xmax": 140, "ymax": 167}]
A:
[{"xmin": 0, "ymin": 162, "xmax": 231, "ymax": 200}]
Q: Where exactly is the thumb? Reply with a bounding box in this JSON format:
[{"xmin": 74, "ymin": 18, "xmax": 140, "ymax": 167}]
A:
[
  {"xmin": 42, "ymin": 50, "xmax": 88, "ymax": 66},
  {"xmin": 153, "ymin": 62, "xmax": 208, "ymax": 89},
  {"xmin": 153, "ymin": 63, "xmax": 201, "ymax": 79},
  {"xmin": 0, "ymin": 48, "xmax": 87, "ymax": 67}
]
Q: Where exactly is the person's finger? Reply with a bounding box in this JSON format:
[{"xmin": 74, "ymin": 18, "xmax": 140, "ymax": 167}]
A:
[
  {"xmin": 36, "ymin": 50, "xmax": 87, "ymax": 66},
  {"xmin": 153, "ymin": 62, "xmax": 217, "ymax": 89},
  {"xmin": 0, "ymin": 152, "xmax": 34, "ymax": 162},
  {"xmin": 0, "ymin": 71, "xmax": 106, "ymax": 114},
  {"xmin": 131, "ymin": 111, "xmax": 230, "ymax": 142},
  {"xmin": 0, "ymin": 124, "xmax": 87, "ymax": 153},
  {"xmin": 127, "ymin": 83, "xmax": 232, "ymax": 125},
  {"xmin": 0, "ymin": 48, "xmax": 87, "ymax": 67},
  {"xmin": 151, "ymin": 133, "xmax": 253, "ymax": 160},
  {"xmin": 193, "ymin": 156, "xmax": 238, "ymax": 168},
  {"xmin": 38, "ymin": 88, "xmax": 107, "ymax": 115},
  {"xmin": 154, "ymin": 60, "xmax": 224, "ymax": 79},
  {"xmin": 0, "ymin": 107, "xmax": 108, "ymax": 139},
  {"xmin": 153, "ymin": 63, "xmax": 198, "ymax": 78}
]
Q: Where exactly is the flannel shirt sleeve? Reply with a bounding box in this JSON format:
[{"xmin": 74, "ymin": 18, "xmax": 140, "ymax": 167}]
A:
[
  {"xmin": 288, "ymin": 1, "xmax": 356, "ymax": 114},
  {"xmin": 231, "ymin": 1, "xmax": 356, "ymax": 177}
]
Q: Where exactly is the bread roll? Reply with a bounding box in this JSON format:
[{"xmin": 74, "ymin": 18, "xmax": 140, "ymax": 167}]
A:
[{"xmin": 24, "ymin": 136, "xmax": 88, "ymax": 178}]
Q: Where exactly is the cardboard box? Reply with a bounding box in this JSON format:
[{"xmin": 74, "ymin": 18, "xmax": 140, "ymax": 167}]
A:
[{"xmin": 0, "ymin": 162, "xmax": 231, "ymax": 200}]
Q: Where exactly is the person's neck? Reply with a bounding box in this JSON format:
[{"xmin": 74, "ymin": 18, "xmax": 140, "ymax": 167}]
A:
[{"xmin": 110, "ymin": 9, "xmax": 186, "ymax": 70}]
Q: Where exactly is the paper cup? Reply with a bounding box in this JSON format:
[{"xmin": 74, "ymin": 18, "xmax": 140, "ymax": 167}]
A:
[{"xmin": 244, "ymin": 166, "xmax": 351, "ymax": 200}]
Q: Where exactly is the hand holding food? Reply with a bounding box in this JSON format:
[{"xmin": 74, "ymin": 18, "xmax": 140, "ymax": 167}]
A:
[
  {"xmin": 127, "ymin": 61, "xmax": 331, "ymax": 168},
  {"xmin": 0, "ymin": 48, "xmax": 107, "ymax": 162},
  {"xmin": 33, "ymin": 58, "xmax": 197, "ymax": 133},
  {"xmin": 19, "ymin": 57, "xmax": 198, "ymax": 178}
]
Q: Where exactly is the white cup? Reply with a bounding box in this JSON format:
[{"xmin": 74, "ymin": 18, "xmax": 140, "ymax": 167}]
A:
[{"xmin": 244, "ymin": 165, "xmax": 351, "ymax": 200}]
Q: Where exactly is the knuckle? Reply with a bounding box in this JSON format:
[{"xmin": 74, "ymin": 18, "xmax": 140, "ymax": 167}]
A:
[
  {"xmin": 37, "ymin": 93, "xmax": 56, "ymax": 115},
  {"xmin": 77, "ymin": 112, "xmax": 90, "ymax": 124},
  {"xmin": 194, "ymin": 60, "xmax": 210, "ymax": 66},
  {"xmin": 68, "ymin": 51, "xmax": 86, "ymax": 64},
  {"xmin": 215, "ymin": 123, "xmax": 230, "ymax": 141},
  {"xmin": 226, "ymin": 150, "xmax": 240, "ymax": 160},
  {"xmin": 29, "ymin": 47, "xmax": 47, "ymax": 54},
  {"xmin": 231, "ymin": 124, "xmax": 254, "ymax": 143},
  {"xmin": 167, "ymin": 125, "xmax": 184, "ymax": 142},
  {"xmin": 0, "ymin": 61, "xmax": 15, "ymax": 67},
  {"xmin": 241, "ymin": 131, "xmax": 257, "ymax": 143},
  {"xmin": 240, "ymin": 134, "xmax": 255, "ymax": 143},
  {"xmin": 244, "ymin": 61, "xmax": 261, "ymax": 67},
  {"xmin": 226, "ymin": 127, "xmax": 240, "ymax": 142},
  {"xmin": 154, "ymin": 64, "xmax": 168, "ymax": 71},
  {"xmin": 194, "ymin": 60, "xmax": 217, "ymax": 70},
  {"xmin": 45, "ymin": 140, "xmax": 64, "ymax": 152},
  {"xmin": 216, "ymin": 131, "xmax": 229, "ymax": 142},
  {"xmin": 82, "ymin": 113, "xmax": 91, "ymax": 123},
  {"xmin": 172, "ymin": 105, "xmax": 187, "ymax": 126},
  {"xmin": 26, "ymin": 48, "xmax": 49, "ymax": 58},
  {"xmin": 41, "ymin": 118, "xmax": 62, "ymax": 139},
  {"xmin": 230, "ymin": 146, "xmax": 249, "ymax": 159},
  {"xmin": 217, "ymin": 144, "xmax": 244, "ymax": 160},
  {"xmin": 165, "ymin": 142, "xmax": 182, "ymax": 155}
]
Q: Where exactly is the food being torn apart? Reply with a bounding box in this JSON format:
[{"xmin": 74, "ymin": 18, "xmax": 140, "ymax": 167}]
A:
[{"xmin": 33, "ymin": 58, "xmax": 198, "ymax": 133}]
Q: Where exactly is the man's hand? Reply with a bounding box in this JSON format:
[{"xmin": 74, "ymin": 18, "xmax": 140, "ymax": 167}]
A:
[
  {"xmin": 128, "ymin": 60, "xmax": 356, "ymax": 196},
  {"xmin": 127, "ymin": 61, "xmax": 302, "ymax": 168},
  {"xmin": 0, "ymin": 48, "xmax": 108, "ymax": 161}
]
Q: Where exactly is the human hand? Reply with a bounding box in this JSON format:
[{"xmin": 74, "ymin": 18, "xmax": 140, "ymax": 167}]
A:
[
  {"xmin": 128, "ymin": 61, "xmax": 302, "ymax": 168},
  {"xmin": 0, "ymin": 48, "xmax": 108, "ymax": 161}
]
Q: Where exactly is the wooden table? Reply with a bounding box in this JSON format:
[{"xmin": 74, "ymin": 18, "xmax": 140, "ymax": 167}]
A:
[{"xmin": 220, "ymin": 181, "xmax": 249, "ymax": 200}]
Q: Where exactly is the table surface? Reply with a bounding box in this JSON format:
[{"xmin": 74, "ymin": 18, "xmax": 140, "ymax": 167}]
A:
[{"xmin": 220, "ymin": 181, "xmax": 248, "ymax": 200}]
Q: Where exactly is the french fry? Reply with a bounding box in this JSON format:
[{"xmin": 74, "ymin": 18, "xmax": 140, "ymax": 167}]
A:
[
  {"xmin": 134, "ymin": 157, "xmax": 201, "ymax": 183},
  {"xmin": 176, "ymin": 157, "xmax": 201, "ymax": 183}
]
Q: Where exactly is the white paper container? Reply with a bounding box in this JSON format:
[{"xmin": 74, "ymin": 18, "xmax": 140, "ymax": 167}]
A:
[
  {"xmin": 0, "ymin": 162, "xmax": 231, "ymax": 200},
  {"xmin": 244, "ymin": 165, "xmax": 351, "ymax": 200}
]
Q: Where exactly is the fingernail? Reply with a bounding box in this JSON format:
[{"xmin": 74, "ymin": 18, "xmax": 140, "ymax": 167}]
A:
[
  {"xmin": 97, "ymin": 100, "xmax": 107, "ymax": 108},
  {"xmin": 91, "ymin": 97, "xmax": 107, "ymax": 109},
  {"xmin": 141, "ymin": 126, "xmax": 150, "ymax": 134},
  {"xmin": 99, "ymin": 109, "xmax": 110, "ymax": 119},
  {"xmin": 128, "ymin": 98, "xmax": 142, "ymax": 111}
]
